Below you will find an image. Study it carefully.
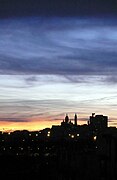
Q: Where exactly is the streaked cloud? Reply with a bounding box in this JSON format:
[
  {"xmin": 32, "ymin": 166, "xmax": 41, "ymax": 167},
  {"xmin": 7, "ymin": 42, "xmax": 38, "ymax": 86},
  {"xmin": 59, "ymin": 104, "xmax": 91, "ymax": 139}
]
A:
[
  {"xmin": 0, "ymin": 74, "xmax": 116, "ymax": 126},
  {"xmin": 0, "ymin": 118, "xmax": 29, "ymax": 122},
  {"xmin": 0, "ymin": 17, "xmax": 117, "ymax": 76},
  {"xmin": 0, "ymin": 16, "xmax": 117, "ymax": 129}
]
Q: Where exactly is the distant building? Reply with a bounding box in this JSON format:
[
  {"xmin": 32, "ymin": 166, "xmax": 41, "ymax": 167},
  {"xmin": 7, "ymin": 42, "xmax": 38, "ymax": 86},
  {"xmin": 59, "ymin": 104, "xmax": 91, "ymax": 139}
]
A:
[
  {"xmin": 39, "ymin": 113, "xmax": 109, "ymax": 141},
  {"xmin": 88, "ymin": 113, "xmax": 108, "ymax": 132},
  {"xmin": 61, "ymin": 113, "xmax": 78, "ymax": 127}
]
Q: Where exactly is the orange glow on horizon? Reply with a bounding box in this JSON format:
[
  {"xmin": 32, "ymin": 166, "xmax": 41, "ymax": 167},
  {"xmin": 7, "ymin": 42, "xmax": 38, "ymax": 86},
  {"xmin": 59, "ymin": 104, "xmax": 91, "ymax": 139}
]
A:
[
  {"xmin": 0, "ymin": 119, "xmax": 88, "ymax": 132},
  {"xmin": 0, "ymin": 119, "xmax": 61, "ymax": 132},
  {"xmin": 0, "ymin": 115, "xmax": 116, "ymax": 132}
]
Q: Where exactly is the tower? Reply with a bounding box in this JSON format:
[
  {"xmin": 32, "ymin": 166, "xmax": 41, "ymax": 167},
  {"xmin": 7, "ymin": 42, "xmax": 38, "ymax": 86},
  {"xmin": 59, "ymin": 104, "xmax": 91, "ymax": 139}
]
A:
[
  {"xmin": 74, "ymin": 113, "xmax": 78, "ymax": 126},
  {"xmin": 65, "ymin": 114, "xmax": 69, "ymax": 123}
]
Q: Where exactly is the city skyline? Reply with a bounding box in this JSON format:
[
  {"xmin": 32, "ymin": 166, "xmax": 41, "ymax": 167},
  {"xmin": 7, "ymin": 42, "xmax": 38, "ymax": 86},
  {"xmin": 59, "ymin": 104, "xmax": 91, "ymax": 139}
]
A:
[{"xmin": 0, "ymin": 1, "xmax": 117, "ymax": 131}]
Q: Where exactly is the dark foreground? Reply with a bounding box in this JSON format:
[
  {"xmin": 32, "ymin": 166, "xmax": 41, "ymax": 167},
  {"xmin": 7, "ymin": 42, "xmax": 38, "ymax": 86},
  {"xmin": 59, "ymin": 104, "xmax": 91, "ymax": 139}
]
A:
[{"xmin": 0, "ymin": 137, "xmax": 116, "ymax": 180}]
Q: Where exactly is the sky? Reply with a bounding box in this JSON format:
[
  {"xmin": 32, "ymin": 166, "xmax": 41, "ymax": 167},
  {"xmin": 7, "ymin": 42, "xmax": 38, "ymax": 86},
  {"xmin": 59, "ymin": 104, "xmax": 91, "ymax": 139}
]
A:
[{"xmin": 0, "ymin": 0, "xmax": 117, "ymax": 131}]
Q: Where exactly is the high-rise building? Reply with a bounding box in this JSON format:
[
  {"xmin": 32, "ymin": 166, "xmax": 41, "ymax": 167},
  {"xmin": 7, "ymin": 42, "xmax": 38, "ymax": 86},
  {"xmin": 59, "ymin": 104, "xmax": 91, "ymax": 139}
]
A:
[{"xmin": 88, "ymin": 113, "xmax": 108, "ymax": 131}]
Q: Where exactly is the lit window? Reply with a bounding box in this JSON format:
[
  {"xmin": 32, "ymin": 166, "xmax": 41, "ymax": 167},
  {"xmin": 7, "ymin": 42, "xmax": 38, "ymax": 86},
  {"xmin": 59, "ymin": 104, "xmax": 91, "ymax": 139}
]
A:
[
  {"xmin": 47, "ymin": 131, "xmax": 51, "ymax": 137},
  {"xmin": 71, "ymin": 135, "xmax": 74, "ymax": 138},
  {"xmin": 94, "ymin": 136, "xmax": 97, "ymax": 141}
]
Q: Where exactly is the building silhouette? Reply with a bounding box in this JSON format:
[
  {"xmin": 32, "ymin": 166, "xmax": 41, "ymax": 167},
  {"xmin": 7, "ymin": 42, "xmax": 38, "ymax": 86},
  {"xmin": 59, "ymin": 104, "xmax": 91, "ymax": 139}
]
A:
[
  {"xmin": 0, "ymin": 112, "xmax": 117, "ymax": 180},
  {"xmin": 88, "ymin": 113, "xmax": 108, "ymax": 132},
  {"xmin": 74, "ymin": 113, "xmax": 78, "ymax": 126}
]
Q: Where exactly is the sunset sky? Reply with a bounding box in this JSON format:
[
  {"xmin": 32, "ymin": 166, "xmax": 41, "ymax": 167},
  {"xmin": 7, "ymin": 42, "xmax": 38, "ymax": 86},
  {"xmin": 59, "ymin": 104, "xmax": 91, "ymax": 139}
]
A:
[{"xmin": 0, "ymin": 0, "xmax": 117, "ymax": 131}]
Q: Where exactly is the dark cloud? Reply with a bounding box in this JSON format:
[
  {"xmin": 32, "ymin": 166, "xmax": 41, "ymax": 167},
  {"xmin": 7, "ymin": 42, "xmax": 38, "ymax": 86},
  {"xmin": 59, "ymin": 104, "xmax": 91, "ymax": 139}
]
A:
[
  {"xmin": 0, "ymin": 117, "xmax": 29, "ymax": 122},
  {"xmin": 0, "ymin": 50, "xmax": 117, "ymax": 76},
  {"xmin": 0, "ymin": 17, "xmax": 117, "ymax": 81},
  {"xmin": 0, "ymin": 0, "xmax": 117, "ymax": 18},
  {"xmin": 105, "ymin": 76, "xmax": 117, "ymax": 84}
]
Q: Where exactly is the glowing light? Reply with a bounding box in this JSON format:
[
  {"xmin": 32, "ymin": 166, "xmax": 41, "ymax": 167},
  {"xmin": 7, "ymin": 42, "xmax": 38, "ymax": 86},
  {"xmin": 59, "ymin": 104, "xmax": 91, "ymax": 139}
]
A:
[
  {"xmin": 71, "ymin": 135, "xmax": 74, "ymax": 138},
  {"xmin": 47, "ymin": 131, "xmax": 51, "ymax": 137},
  {"xmin": 94, "ymin": 136, "xmax": 97, "ymax": 141}
]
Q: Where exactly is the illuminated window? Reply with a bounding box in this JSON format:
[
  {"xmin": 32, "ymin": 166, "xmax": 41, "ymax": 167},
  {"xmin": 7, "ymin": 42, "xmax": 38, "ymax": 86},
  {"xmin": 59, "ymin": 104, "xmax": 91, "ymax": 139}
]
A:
[
  {"xmin": 71, "ymin": 135, "xmax": 74, "ymax": 138},
  {"xmin": 94, "ymin": 136, "xmax": 97, "ymax": 141},
  {"xmin": 47, "ymin": 131, "xmax": 51, "ymax": 137}
]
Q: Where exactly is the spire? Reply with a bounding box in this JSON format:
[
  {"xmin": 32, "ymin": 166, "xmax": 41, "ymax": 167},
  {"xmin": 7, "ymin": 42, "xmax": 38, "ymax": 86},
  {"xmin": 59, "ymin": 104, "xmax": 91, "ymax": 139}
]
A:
[
  {"xmin": 74, "ymin": 113, "xmax": 77, "ymax": 126},
  {"xmin": 65, "ymin": 114, "xmax": 69, "ymax": 123}
]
